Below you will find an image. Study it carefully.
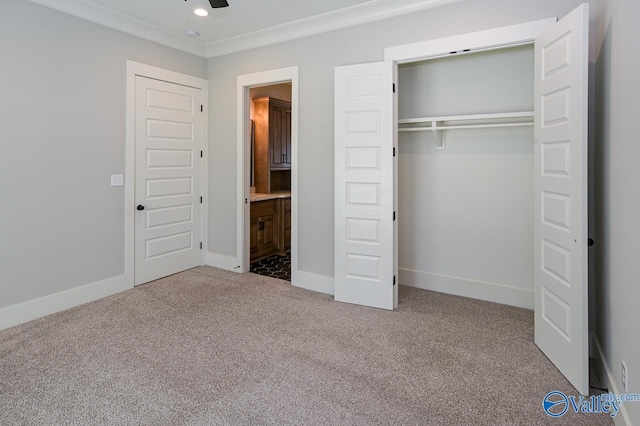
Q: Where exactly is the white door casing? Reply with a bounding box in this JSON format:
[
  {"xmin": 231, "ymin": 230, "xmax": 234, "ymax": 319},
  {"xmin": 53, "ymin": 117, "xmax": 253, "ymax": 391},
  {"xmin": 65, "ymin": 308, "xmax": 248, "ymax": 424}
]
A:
[
  {"xmin": 134, "ymin": 76, "xmax": 203, "ymax": 285},
  {"xmin": 236, "ymin": 67, "xmax": 299, "ymax": 279},
  {"xmin": 334, "ymin": 62, "xmax": 396, "ymax": 310},
  {"xmin": 534, "ymin": 4, "xmax": 589, "ymax": 395}
]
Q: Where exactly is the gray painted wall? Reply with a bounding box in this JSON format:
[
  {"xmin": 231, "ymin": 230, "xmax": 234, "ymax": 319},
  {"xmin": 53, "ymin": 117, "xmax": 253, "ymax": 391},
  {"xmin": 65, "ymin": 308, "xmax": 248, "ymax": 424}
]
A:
[
  {"xmin": 0, "ymin": 0, "xmax": 206, "ymax": 308},
  {"xmin": 206, "ymin": 0, "xmax": 594, "ymax": 277},
  {"xmin": 594, "ymin": 0, "xmax": 640, "ymax": 421}
]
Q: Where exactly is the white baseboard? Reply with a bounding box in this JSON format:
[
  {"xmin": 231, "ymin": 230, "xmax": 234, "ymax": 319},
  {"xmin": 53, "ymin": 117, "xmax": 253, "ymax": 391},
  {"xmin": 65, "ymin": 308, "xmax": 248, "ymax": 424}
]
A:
[
  {"xmin": 399, "ymin": 268, "xmax": 533, "ymax": 309},
  {"xmin": 204, "ymin": 250, "xmax": 334, "ymax": 296},
  {"xmin": 293, "ymin": 270, "xmax": 335, "ymax": 295},
  {"xmin": 592, "ymin": 334, "xmax": 633, "ymax": 426},
  {"xmin": 0, "ymin": 274, "xmax": 132, "ymax": 332},
  {"xmin": 205, "ymin": 251, "xmax": 242, "ymax": 272}
]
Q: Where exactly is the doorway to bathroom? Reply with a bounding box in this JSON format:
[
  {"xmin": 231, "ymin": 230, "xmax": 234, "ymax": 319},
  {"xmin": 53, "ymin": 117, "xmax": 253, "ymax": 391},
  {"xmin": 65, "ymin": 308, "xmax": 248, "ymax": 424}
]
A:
[
  {"xmin": 236, "ymin": 67, "xmax": 299, "ymax": 284},
  {"xmin": 249, "ymin": 83, "xmax": 293, "ymax": 281}
]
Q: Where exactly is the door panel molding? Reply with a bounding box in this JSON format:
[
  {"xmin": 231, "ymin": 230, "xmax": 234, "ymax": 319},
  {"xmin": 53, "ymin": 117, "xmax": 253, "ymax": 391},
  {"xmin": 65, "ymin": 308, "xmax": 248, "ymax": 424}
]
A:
[
  {"xmin": 126, "ymin": 61, "xmax": 208, "ymax": 287},
  {"xmin": 334, "ymin": 61, "xmax": 396, "ymax": 310},
  {"xmin": 534, "ymin": 4, "xmax": 590, "ymax": 395}
]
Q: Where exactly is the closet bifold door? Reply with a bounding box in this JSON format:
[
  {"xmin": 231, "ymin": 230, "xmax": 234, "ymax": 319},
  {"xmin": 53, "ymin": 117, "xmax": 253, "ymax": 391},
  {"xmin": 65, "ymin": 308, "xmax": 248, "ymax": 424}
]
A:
[
  {"xmin": 533, "ymin": 4, "xmax": 589, "ymax": 395},
  {"xmin": 334, "ymin": 62, "xmax": 395, "ymax": 310}
]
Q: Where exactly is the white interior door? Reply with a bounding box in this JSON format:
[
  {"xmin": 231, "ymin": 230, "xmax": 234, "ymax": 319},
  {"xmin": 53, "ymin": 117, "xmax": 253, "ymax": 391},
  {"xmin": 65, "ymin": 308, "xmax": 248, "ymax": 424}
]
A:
[
  {"xmin": 334, "ymin": 62, "xmax": 396, "ymax": 310},
  {"xmin": 534, "ymin": 4, "xmax": 589, "ymax": 395},
  {"xmin": 135, "ymin": 76, "xmax": 203, "ymax": 286}
]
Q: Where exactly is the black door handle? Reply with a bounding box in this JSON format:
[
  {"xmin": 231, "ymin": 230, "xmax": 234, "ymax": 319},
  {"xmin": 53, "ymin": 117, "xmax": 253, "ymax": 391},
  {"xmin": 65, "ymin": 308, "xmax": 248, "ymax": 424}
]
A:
[
  {"xmin": 137, "ymin": 205, "xmax": 145, "ymax": 211},
  {"xmin": 588, "ymin": 238, "xmax": 595, "ymax": 247}
]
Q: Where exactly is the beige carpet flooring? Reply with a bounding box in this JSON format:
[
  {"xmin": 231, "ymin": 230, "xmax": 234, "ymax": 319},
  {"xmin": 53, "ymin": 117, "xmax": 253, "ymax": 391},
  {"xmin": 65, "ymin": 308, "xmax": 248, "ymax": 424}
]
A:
[{"xmin": 0, "ymin": 266, "xmax": 612, "ymax": 425}]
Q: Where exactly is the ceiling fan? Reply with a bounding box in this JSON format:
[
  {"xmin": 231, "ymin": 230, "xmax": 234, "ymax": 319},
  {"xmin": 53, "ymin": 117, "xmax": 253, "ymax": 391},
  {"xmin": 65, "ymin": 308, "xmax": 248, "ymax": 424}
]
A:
[
  {"xmin": 208, "ymin": 0, "xmax": 229, "ymax": 8},
  {"xmin": 185, "ymin": 0, "xmax": 229, "ymax": 8}
]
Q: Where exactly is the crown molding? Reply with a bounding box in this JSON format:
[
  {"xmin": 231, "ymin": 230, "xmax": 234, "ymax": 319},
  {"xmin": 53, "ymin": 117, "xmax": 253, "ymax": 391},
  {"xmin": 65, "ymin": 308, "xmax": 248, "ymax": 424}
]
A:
[
  {"xmin": 28, "ymin": 0, "xmax": 462, "ymax": 59},
  {"xmin": 28, "ymin": 0, "xmax": 207, "ymax": 57},
  {"xmin": 205, "ymin": 0, "xmax": 463, "ymax": 58}
]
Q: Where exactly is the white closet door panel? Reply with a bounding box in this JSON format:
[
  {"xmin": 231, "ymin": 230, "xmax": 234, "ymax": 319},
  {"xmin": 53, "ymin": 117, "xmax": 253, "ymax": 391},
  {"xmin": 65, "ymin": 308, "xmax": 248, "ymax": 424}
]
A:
[
  {"xmin": 335, "ymin": 62, "xmax": 395, "ymax": 310},
  {"xmin": 534, "ymin": 4, "xmax": 589, "ymax": 395},
  {"xmin": 135, "ymin": 76, "xmax": 202, "ymax": 286}
]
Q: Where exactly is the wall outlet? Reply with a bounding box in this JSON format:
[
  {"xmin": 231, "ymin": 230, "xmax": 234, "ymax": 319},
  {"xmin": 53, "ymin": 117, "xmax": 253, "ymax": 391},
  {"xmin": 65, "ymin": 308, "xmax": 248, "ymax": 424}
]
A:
[
  {"xmin": 622, "ymin": 360, "xmax": 628, "ymax": 393},
  {"xmin": 111, "ymin": 174, "xmax": 124, "ymax": 187}
]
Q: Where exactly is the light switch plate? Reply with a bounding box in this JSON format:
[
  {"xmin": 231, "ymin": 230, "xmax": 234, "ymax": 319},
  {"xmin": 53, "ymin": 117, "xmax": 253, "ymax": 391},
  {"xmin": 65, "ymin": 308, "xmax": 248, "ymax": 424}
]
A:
[{"xmin": 111, "ymin": 174, "xmax": 124, "ymax": 187}]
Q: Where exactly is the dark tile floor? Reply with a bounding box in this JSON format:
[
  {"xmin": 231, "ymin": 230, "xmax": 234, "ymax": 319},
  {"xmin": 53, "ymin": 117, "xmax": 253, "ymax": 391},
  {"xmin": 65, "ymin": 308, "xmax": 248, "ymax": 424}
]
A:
[{"xmin": 250, "ymin": 251, "xmax": 291, "ymax": 281}]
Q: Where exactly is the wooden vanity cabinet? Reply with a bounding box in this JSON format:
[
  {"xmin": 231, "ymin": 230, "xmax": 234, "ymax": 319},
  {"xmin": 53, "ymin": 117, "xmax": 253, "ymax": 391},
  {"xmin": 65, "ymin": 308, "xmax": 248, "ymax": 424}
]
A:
[
  {"xmin": 250, "ymin": 199, "xmax": 279, "ymax": 262},
  {"xmin": 253, "ymin": 97, "xmax": 291, "ymax": 194},
  {"xmin": 277, "ymin": 198, "xmax": 291, "ymax": 255},
  {"xmin": 250, "ymin": 197, "xmax": 292, "ymax": 263}
]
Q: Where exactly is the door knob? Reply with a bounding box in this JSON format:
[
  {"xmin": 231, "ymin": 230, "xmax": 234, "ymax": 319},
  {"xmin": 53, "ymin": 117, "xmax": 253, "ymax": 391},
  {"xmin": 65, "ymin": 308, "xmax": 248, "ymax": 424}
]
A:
[{"xmin": 137, "ymin": 205, "xmax": 145, "ymax": 211}]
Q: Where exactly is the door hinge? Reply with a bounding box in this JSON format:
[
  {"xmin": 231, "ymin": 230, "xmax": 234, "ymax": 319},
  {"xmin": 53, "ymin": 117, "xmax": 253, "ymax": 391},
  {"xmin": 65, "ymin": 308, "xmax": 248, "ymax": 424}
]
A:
[
  {"xmin": 201, "ymin": 105, "xmax": 203, "ymax": 112},
  {"xmin": 393, "ymin": 83, "xmax": 396, "ymax": 93},
  {"xmin": 393, "ymin": 211, "xmax": 396, "ymax": 221},
  {"xmin": 393, "ymin": 275, "xmax": 396, "ymax": 286},
  {"xmin": 200, "ymin": 242, "xmax": 203, "ymax": 250},
  {"xmin": 200, "ymin": 196, "xmax": 203, "ymax": 204},
  {"xmin": 200, "ymin": 150, "xmax": 203, "ymax": 158},
  {"xmin": 393, "ymin": 147, "xmax": 396, "ymax": 157}
]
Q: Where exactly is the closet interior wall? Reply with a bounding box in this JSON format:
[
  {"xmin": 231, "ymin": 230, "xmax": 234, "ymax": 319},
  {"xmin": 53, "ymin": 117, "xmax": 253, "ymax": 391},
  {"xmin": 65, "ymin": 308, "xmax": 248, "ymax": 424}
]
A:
[{"xmin": 397, "ymin": 45, "xmax": 536, "ymax": 308}]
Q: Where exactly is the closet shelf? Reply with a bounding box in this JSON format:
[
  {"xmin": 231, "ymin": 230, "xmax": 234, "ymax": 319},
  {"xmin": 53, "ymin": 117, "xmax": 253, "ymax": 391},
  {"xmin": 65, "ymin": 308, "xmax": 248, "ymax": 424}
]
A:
[
  {"xmin": 398, "ymin": 111, "xmax": 534, "ymax": 150},
  {"xmin": 399, "ymin": 122, "xmax": 532, "ymax": 131},
  {"xmin": 398, "ymin": 111, "xmax": 534, "ymax": 124}
]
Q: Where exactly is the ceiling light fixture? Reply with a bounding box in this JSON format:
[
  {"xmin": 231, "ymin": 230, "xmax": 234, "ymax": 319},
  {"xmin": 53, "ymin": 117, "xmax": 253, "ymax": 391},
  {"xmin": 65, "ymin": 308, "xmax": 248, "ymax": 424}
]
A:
[
  {"xmin": 186, "ymin": 30, "xmax": 200, "ymax": 37},
  {"xmin": 194, "ymin": 8, "xmax": 209, "ymax": 17}
]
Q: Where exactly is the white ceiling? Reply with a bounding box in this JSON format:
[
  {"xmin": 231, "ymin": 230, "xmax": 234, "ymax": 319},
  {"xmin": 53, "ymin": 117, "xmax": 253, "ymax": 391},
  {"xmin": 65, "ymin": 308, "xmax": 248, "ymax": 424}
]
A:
[
  {"xmin": 84, "ymin": 0, "xmax": 376, "ymax": 42},
  {"xmin": 28, "ymin": 0, "xmax": 461, "ymax": 58}
]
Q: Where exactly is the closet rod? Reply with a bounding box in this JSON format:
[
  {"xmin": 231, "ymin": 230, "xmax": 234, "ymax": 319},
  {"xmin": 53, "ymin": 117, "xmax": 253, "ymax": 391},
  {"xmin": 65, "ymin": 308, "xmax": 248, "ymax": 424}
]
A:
[
  {"xmin": 398, "ymin": 122, "xmax": 533, "ymax": 132},
  {"xmin": 398, "ymin": 111, "xmax": 534, "ymax": 124}
]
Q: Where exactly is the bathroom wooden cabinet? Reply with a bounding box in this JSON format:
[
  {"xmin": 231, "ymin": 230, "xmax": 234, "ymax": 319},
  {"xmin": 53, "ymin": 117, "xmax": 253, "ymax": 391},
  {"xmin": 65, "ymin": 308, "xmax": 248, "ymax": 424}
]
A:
[
  {"xmin": 269, "ymin": 101, "xmax": 292, "ymax": 170},
  {"xmin": 278, "ymin": 198, "xmax": 291, "ymax": 255},
  {"xmin": 250, "ymin": 199, "xmax": 279, "ymax": 262},
  {"xmin": 250, "ymin": 197, "xmax": 291, "ymax": 263},
  {"xmin": 253, "ymin": 97, "xmax": 291, "ymax": 194}
]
